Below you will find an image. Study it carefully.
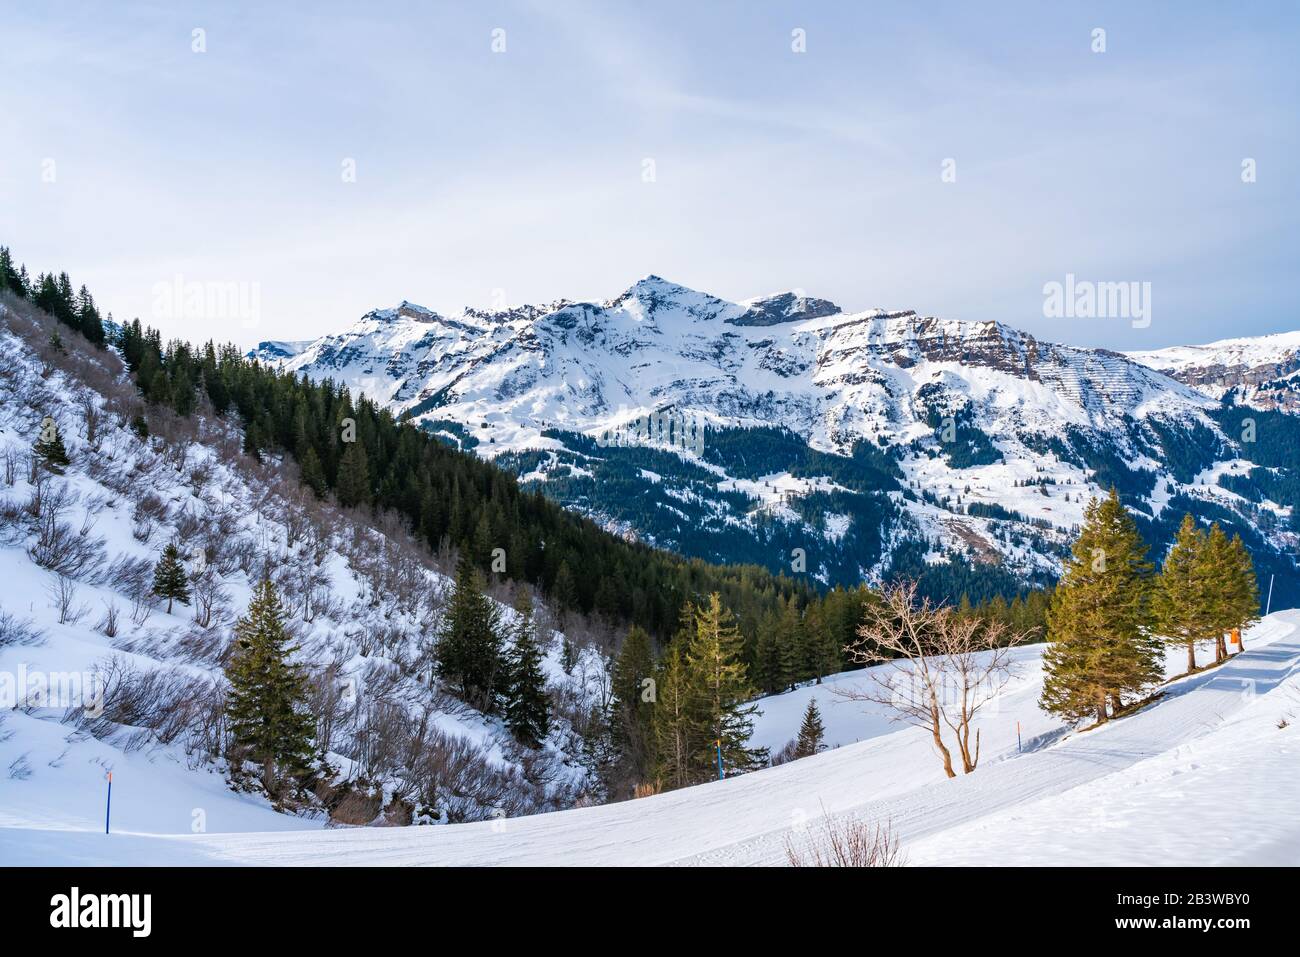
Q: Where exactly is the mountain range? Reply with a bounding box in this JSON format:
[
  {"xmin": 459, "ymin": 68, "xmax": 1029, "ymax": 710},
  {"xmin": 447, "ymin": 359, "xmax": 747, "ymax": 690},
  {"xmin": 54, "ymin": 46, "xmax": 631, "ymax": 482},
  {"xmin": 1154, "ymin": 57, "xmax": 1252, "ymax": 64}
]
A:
[{"xmin": 250, "ymin": 277, "xmax": 1300, "ymax": 606}]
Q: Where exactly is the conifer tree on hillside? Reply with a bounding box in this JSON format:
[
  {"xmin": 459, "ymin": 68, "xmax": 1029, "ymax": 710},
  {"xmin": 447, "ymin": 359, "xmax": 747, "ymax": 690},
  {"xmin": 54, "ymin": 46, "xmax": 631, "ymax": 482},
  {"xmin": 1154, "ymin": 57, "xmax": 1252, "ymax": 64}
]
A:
[
  {"xmin": 335, "ymin": 441, "xmax": 371, "ymax": 508},
  {"xmin": 435, "ymin": 558, "xmax": 505, "ymax": 713},
  {"xmin": 151, "ymin": 542, "xmax": 192, "ymax": 613},
  {"xmin": 652, "ymin": 641, "xmax": 698, "ymax": 790},
  {"xmin": 610, "ymin": 624, "xmax": 657, "ymax": 785},
  {"xmin": 1200, "ymin": 524, "xmax": 1235, "ymax": 664},
  {"xmin": 1040, "ymin": 489, "xmax": 1161, "ymax": 724},
  {"xmin": 225, "ymin": 579, "xmax": 316, "ymax": 794},
  {"xmin": 1224, "ymin": 533, "xmax": 1261, "ymax": 651},
  {"xmin": 551, "ymin": 561, "xmax": 578, "ymax": 618},
  {"xmin": 687, "ymin": 593, "xmax": 768, "ymax": 775},
  {"xmin": 299, "ymin": 446, "xmax": 327, "ymax": 498},
  {"xmin": 777, "ymin": 597, "xmax": 804, "ymax": 691},
  {"xmin": 793, "ymin": 698, "xmax": 827, "ymax": 758},
  {"xmin": 1201, "ymin": 527, "xmax": 1261, "ymax": 661},
  {"xmin": 504, "ymin": 590, "xmax": 550, "ymax": 747},
  {"xmin": 33, "ymin": 419, "xmax": 71, "ymax": 474},
  {"xmin": 1153, "ymin": 514, "xmax": 1211, "ymax": 674}
]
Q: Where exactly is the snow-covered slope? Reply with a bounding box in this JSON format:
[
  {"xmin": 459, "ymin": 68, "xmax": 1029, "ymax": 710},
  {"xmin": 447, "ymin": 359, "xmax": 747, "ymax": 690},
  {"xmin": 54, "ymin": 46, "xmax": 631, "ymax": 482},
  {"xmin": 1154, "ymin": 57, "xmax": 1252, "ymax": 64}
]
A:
[
  {"xmin": 252, "ymin": 278, "xmax": 1299, "ymax": 597},
  {"xmin": 0, "ymin": 301, "xmax": 606, "ymax": 839},
  {"xmin": 6, "ymin": 612, "xmax": 1296, "ymax": 866},
  {"xmin": 1128, "ymin": 330, "xmax": 1300, "ymax": 410}
]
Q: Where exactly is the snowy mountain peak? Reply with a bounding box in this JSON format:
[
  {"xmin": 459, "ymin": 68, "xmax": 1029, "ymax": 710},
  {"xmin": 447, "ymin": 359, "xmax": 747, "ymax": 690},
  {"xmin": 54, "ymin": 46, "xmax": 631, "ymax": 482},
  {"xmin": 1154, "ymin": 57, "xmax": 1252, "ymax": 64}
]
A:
[
  {"xmin": 364, "ymin": 301, "xmax": 442, "ymax": 324},
  {"xmin": 246, "ymin": 276, "xmax": 1298, "ymax": 594},
  {"xmin": 731, "ymin": 291, "xmax": 842, "ymax": 326}
]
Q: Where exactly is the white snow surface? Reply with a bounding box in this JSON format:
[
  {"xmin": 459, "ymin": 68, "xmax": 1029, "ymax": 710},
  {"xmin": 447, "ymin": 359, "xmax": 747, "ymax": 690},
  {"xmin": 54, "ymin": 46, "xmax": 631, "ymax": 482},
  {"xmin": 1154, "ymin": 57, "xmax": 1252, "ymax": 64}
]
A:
[{"xmin": 5, "ymin": 613, "xmax": 1297, "ymax": 866}]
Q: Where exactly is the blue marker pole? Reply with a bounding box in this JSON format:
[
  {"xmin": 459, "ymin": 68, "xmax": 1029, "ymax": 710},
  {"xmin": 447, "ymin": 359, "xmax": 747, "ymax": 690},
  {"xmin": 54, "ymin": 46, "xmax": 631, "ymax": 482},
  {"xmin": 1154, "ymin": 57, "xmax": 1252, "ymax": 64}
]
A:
[
  {"xmin": 1016, "ymin": 722, "xmax": 1022, "ymax": 754},
  {"xmin": 715, "ymin": 740, "xmax": 724, "ymax": 780},
  {"xmin": 105, "ymin": 771, "xmax": 112, "ymax": 834}
]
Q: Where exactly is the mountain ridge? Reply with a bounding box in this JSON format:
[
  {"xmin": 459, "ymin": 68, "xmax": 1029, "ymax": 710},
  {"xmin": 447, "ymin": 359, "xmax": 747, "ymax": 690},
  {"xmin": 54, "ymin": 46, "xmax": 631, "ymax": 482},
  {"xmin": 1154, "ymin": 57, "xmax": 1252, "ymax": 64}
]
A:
[{"xmin": 249, "ymin": 278, "xmax": 1300, "ymax": 605}]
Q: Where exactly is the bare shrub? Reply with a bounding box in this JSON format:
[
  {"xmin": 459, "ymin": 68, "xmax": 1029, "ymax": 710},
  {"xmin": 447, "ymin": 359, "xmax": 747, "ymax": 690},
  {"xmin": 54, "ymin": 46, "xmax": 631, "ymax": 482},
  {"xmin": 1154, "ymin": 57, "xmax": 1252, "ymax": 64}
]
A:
[
  {"xmin": 47, "ymin": 573, "xmax": 91, "ymax": 625},
  {"xmin": 0, "ymin": 611, "xmax": 44, "ymax": 648},
  {"xmin": 96, "ymin": 599, "xmax": 120, "ymax": 638},
  {"xmin": 769, "ymin": 737, "xmax": 800, "ymax": 767},
  {"xmin": 129, "ymin": 592, "xmax": 155, "ymax": 628},
  {"xmin": 27, "ymin": 487, "xmax": 106, "ymax": 578},
  {"xmin": 96, "ymin": 553, "xmax": 154, "ymax": 595},
  {"xmin": 8, "ymin": 753, "xmax": 32, "ymax": 781},
  {"xmin": 306, "ymin": 660, "xmax": 356, "ymax": 759},
  {"xmin": 72, "ymin": 656, "xmax": 225, "ymax": 758},
  {"xmin": 785, "ymin": 815, "xmax": 905, "ymax": 868},
  {"xmin": 329, "ymin": 786, "xmax": 383, "ymax": 825},
  {"xmin": 190, "ymin": 567, "xmax": 230, "ymax": 629},
  {"xmin": 173, "ymin": 502, "xmax": 204, "ymax": 546},
  {"xmin": 407, "ymin": 727, "xmax": 534, "ymax": 823},
  {"xmin": 131, "ymin": 491, "xmax": 169, "ymax": 524},
  {"xmin": 79, "ymin": 393, "xmax": 102, "ymax": 447}
]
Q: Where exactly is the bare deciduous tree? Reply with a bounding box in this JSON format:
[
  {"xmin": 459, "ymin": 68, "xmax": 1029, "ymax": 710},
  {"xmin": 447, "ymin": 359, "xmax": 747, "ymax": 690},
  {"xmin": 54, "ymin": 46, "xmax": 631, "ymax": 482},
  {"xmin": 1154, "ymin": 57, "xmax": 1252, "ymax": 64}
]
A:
[{"xmin": 833, "ymin": 581, "xmax": 1031, "ymax": 778}]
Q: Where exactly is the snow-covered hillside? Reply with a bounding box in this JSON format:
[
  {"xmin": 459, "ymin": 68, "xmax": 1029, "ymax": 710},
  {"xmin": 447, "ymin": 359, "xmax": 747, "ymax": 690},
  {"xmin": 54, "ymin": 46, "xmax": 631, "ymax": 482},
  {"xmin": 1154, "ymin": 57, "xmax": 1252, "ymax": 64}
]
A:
[
  {"xmin": 251, "ymin": 277, "xmax": 1300, "ymax": 598},
  {"xmin": 1127, "ymin": 330, "xmax": 1300, "ymax": 410},
  {"xmin": 5, "ymin": 610, "xmax": 1296, "ymax": 866},
  {"xmin": 0, "ymin": 300, "xmax": 607, "ymax": 838}
]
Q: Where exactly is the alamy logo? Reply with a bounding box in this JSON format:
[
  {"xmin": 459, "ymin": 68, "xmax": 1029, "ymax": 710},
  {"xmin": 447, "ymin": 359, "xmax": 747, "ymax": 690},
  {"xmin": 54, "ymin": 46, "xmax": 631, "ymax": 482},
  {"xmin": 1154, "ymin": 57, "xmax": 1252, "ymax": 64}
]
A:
[
  {"xmin": 49, "ymin": 887, "xmax": 151, "ymax": 937},
  {"xmin": 152, "ymin": 274, "xmax": 262, "ymax": 329},
  {"xmin": 1042, "ymin": 273, "xmax": 1151, "ymax": 328},
  {"xmin": 595, "ymin": 409, "xmax": 705, "ymax": 455}
]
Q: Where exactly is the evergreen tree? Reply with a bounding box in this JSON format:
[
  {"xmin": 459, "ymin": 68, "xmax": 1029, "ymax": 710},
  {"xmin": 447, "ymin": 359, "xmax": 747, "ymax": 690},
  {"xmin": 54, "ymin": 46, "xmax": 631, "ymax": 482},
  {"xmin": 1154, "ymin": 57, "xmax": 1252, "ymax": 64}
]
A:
[
  {"xmin": 753, "ymin": 611, "xmax": 784, "ymax": 695},
  {"xmin": 1201, "ymin": 526, "xmax": 1259, "ymax": 662},
  {"xmin": 1040, "ymin": 489, "xmax": 1161, "ymax": 724},
  {"xmin": 686, "ymin": 593, "xmax": 767, "ymax": 776},
  {"xmin": 435, "ymin": 558, "xmax": 505, "ymax": 713},
  {"xmin": 299, "ymin": 446, "xmax": 327, "ymax": 498},
  {"xmin": 793, "ymin": 697, "xmax": 826, "ymax": 758},
  {"xmin": 610, "ymin": 624, "xmax": 656, "ymax": 785},
  {"xmin": 652, "ymin": 641, "xmax": 698, "ymax": 790},
  {"xmin": 552, "ymin": 561, "xmax": 578, "ymax": 617},
  {"xmin": 504, "ymin": 590, "xmax": 549, "ymax": 747},
  {"xmin": 1224, "ymin": 533, "xmax": 1261, "ymax": 651},
  {"xmin": 335, "ymin": 441, "xmax": 371, "ymax": 508},
  {"xmin": 224, "ymin": 579, "xmax": 316, "ymax": 794},
  {"xmin": 1153, "ymin": 514, "xmax": 1211, "ymax": 674},
  {"xmin": 151, "ymin": 542, "xmax": 192, "ymax": 613},
  {"xmin": 33, "ymin": 420, "xmax": 71, "ymax": 474}
]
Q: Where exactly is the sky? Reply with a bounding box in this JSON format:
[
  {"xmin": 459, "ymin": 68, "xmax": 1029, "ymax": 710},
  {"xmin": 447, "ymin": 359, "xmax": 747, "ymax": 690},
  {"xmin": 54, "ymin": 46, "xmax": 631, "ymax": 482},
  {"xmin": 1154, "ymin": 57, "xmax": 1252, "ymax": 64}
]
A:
[{"xmin": 2, "ymin": 0, "xmax": 1297, "ymax": 351}]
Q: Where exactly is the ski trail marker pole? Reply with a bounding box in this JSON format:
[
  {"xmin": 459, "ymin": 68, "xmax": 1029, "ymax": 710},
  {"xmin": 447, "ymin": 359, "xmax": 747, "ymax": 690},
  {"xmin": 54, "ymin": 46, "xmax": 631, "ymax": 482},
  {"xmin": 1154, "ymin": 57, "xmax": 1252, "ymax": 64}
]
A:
[
  {"xmin": 105, "ymin": 771, "xmax": 112, "ymax": 835},
  {"xmin": 1016, "ymin": 721, "xmax": 1022, "ymax": 753},
  {"xmin": 715, "ymin": 739, "xmax": 724, "ymax": 780},
  {"xmin": 1265, "ymin": 573, "xmax": 1274, "ymax": 617}
]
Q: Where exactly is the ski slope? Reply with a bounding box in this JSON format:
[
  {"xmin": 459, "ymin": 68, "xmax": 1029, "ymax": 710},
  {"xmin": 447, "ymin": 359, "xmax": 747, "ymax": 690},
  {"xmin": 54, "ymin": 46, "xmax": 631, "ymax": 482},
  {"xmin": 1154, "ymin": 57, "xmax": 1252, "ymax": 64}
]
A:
[{"xmin": 4, "ymin": 612, "xmax": 1297, "ymax": 866}]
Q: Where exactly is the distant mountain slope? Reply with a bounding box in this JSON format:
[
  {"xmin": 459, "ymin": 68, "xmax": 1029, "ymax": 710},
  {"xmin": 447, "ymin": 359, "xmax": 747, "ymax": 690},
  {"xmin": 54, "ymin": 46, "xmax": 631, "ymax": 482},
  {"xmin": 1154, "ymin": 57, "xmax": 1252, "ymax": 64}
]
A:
[
  {"xmin": 253, "ymin": 278, "xmax": 1300, "ymax": 605},
  {"xmin": 1127, "ymin": 330, "xmax": 1300, "ymax": 411}
]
